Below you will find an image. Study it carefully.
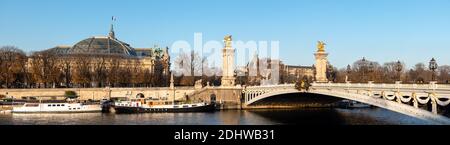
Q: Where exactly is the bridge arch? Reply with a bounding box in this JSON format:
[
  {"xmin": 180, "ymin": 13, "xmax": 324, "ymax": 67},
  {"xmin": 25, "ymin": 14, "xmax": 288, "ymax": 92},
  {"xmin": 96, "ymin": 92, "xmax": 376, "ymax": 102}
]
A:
[
  {"xmin": 242, "ymin": 83, "xmax": 450, "ymax": 124},
  {"xmin": 245, "ymin": 89, "xmax": 301, "ymax": 105},
  {"xmin": 246, "ymin": 90, "xmax": 449, "ymax": 124},
  {"xmin": 310, "ymin": 90, "xmax": 450, "ymax": 124}
]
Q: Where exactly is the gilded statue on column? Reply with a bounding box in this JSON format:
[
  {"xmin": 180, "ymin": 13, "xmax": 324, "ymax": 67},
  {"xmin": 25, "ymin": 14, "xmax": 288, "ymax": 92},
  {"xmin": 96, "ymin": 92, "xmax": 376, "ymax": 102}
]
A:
[
  {"xmin": 224, "ymin": 35, "xmax": 232, "ymax": 47},
  {"xmin": 317, "ymin": 41, "xmax": 326, "ymax": 52}
]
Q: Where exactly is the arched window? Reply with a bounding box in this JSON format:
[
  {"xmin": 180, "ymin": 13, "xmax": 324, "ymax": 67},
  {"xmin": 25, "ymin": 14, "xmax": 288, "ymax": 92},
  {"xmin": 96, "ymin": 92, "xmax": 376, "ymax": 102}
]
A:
[
  {"xmin": 136, "ymin": 93, "xmax": 145, "ymax": 98},
  {"xmin": 210, "ymin": 94, "xmax": 217, "ymax": 103}
]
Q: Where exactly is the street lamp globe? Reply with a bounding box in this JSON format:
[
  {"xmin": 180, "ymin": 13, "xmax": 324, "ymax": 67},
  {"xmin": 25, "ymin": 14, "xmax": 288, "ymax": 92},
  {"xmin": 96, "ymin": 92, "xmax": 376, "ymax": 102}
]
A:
[
  {"xmin": 368, "ymin": 62, "xmax": 374, "ymax": 72},
  {"xmin": 346, "ymin": 64, "xmax": 351, "ymax": 74},
  {"xmin": 395, "ymin": 60, "xmax": 403, "ymax": 72},
  {"xmin": 429, "ymin": 58, "xmax": 437, "ymax": 70},
  {"xmin": 429, "ymin": 58, "xmax": 438, "ymax": 81},
  {"xmin": 395, "ymin": 60, "xmax": 403, "ymax": 81}
]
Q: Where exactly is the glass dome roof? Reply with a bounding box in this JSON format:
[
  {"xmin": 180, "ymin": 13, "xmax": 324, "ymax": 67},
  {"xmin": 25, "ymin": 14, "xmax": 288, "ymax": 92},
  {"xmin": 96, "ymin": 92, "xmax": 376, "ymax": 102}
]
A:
[{"xmin": 68, "ymin": 36, "xmax": 136, "ymax": 56}]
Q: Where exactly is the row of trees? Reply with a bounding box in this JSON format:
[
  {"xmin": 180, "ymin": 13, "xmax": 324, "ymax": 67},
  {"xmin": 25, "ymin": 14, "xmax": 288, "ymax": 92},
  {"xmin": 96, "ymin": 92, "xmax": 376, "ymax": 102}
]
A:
[
  {"xmin": 0, "ymin": 46, "xmax": 169, "ymax": 88},
  {"xmin": 330, "ymin": 58, "xmax": 450, "ymax": 84},
  {"xmin": 172, "ymin": 50, "xmax": 222, "ymax": 86},
  {"xmin": 2, "ymin": 45, "xmax": 448, "ymax": 88},
  {"xmin": 0, "ymin": 46, "xmax": 27, "ymax": 88}
]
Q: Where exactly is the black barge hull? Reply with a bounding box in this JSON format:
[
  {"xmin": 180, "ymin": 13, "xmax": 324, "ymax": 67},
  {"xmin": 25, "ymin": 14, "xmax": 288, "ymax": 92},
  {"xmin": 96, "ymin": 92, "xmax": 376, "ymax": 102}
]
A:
[{"xmin": 113, "ymin": 104, "xmax": 217, "ymax": 114}]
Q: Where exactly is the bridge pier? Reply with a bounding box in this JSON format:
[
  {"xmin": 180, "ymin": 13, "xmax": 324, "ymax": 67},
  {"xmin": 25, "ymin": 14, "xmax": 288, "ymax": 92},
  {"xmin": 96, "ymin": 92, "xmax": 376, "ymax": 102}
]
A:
[
  {"xmin": 431, "ymin": 96, "xmax": 438, "ymax": 114},
  {"xmin": 395, "ymin": 91, "xmax": 402, "ymax": 103},
  {"xmin": 413, "ymin": 93, "xmax": 419, "ymax": 108}
]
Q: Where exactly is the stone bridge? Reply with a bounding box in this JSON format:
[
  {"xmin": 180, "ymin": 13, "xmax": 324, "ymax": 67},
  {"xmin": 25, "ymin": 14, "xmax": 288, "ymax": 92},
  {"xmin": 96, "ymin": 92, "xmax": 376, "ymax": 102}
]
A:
[{"xmin": 242, "ymin": 82, "xmax": 450, "ymax": 124}]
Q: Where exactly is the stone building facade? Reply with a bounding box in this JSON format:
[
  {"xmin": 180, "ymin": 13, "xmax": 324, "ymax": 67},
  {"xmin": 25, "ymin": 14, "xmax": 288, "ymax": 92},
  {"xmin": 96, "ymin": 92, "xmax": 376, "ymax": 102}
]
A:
[
  {"xmin": 28, "ymin": 22, "xmax": 171, "ymax": 87},
  {"xmin": 241, "ymin": 53, "xmax": 314, "ymax": 85}
]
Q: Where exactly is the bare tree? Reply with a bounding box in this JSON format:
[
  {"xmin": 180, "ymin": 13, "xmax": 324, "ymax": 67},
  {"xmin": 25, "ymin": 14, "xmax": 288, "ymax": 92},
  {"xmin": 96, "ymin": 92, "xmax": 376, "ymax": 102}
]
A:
[
  {"xmin": 350, "ymin": 58, "xmax": 380, "ymax": 83},
  {"xmin": 438, "ymin": 65, "xmax": 450, "ymax": 84},
  {"xmin": 381, "ymin": 61, "xmax": 405, "ymax": 83},
  {"xmin": 0, "ymin": 46, "xmax": 27, "ymax": 88},
  {"xmin": 72, "ymin": 54, "xmax": 92, "ymax": 88},
  {"xmin": 407, "ymin": 63, "xmax": 431, "ymax": 83},
  {"xmin": 91, "ymin": 54, "xmax": 108, "ymax": 87},
  {"xmin": 29, "ymin": 50, "xmax": 61, "ymax": 88},
  {"xmin": 130, "ymin": 58, "xmax": 143, "ymax": 87},
  {"xmin": 173, "ymin": 51, "xmax": 202, "ymax": 86},
  {"xmin": 60, "ymin": 55, "xmax": 72, "ymax": 87}
]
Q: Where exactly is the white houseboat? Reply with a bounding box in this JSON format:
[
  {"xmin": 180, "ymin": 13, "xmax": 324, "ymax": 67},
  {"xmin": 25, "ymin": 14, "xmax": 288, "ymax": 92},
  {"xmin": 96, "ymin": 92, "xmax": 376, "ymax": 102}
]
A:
[
  {"xmin": 12, "ymin": 102, "xmax": 102, "ymax": 113},
  {"xmin": 11, "ymin": 96, "xmax": 102, "ymax": 113}
]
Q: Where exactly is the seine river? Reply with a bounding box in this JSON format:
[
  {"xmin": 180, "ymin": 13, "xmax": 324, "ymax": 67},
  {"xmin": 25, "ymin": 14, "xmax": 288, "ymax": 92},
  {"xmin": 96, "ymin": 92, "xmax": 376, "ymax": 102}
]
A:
[{"xmin": 0, "ymin": 108, "xmax": 433, "ymax": 125}]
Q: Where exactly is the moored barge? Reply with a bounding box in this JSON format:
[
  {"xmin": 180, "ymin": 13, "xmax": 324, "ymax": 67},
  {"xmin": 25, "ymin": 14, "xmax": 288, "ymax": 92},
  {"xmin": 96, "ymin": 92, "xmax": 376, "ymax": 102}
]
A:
[{"xmin": 113, "ymin": 99, "xmax": 216, "ymax": 113}]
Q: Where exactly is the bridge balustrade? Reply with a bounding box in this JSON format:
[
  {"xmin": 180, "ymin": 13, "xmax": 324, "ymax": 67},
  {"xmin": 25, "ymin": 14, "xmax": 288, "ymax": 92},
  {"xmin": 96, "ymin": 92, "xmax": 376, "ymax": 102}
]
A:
[{"xmin": 241, "ymin": 82, "xmax": 450, "ymax": 124}]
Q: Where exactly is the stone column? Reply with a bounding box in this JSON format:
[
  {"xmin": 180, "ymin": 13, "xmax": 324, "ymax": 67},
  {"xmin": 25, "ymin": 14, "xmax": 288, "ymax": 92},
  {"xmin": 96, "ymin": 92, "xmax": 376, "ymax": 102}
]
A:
[
  {"xmin": 170, "ymin": 73, "xmax": 174, "ymax": 89},
  {"xmin": 221, "ymin": 35, "xmax": 236, "ymax": 86},
  {"xmin": 314, "ymin": 41, "xmax": 329, "ymax": 83}
]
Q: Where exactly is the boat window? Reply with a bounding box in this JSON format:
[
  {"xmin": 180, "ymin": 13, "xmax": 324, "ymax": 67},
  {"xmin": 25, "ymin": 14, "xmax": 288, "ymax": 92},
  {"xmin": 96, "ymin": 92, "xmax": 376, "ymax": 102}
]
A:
[
  {"xmin": 25, "ymin": 104, "xmax": 39, "ymax": 107},
  {"xmin": 174, "ymin": 106, "xmax": 179, "ymax": 108},
  {"xmin": 78, "ymin": 108, "xmax": 80, "ymax": 110},
  {"xmin": 57, "ymin": 104, "xmax": 60, "ymax": 107},
  {"xmin": 61, "ymin": 104, "xmax": 65, "ymax": 106},
  {"xmin": 183, "ymin": 105, "xmax": 189, "ymax": 108},
  {"xmin": 48, "ymin": 104, "xmax": 51, "ymax": 107},
  {"xmin": 52, "ymin": 104, "xmax": 56, "ymax": 107},
  {"xmin": 69, "ymin": 108, "xmax": 71, "ymax": 110},
  {"xmin": 192, "ymin": 105, "xmax": 197, "ymax": 107}
]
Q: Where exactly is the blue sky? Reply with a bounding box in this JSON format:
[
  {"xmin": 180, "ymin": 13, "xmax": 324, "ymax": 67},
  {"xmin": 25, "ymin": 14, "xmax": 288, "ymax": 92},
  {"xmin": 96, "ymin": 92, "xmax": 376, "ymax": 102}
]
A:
[{"xmin": 1, "ymin": 0, "xmax": 449, "ymax": 69}]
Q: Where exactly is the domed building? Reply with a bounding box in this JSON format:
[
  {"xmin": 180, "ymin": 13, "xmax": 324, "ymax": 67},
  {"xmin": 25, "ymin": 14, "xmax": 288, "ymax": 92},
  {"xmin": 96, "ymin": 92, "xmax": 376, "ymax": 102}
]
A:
[
  {"xmin": 46, "ymin": 23, "xmax": 164, "ymax": 58},
  {"xmin": 69, "ymin": 36, "xmax": 136, "ymax": 56},
  {"xmin": 66, "ymin": 24, "xmax": 137, "ymax": 56},
  {"xmin": 35, "ymin": 21, "xmax": 171, "ymax": 87}
]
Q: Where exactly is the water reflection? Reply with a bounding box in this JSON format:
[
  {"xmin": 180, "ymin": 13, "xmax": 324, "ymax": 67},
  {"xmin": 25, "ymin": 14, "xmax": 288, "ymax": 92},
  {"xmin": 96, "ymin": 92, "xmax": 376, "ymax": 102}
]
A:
[{"xmin": 0, "ymin": 108, "xmax": 434, "ymax": 125}]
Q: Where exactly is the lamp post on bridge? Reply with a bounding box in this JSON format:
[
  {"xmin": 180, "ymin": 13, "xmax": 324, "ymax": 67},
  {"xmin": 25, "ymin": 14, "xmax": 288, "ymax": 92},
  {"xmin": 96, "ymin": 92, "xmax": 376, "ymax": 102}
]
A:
[
  {"xmin": 326, "ymin": 62, "xmax": 334, "ymax": 82},
  {"xmin": 360, "ymin": 57, "xmax": 373, "ymax": 83},
  {"xmin": 429, "ymin": 58, "xmax": 438, "ymax": 82},
  {"xmin": 368, "ymin": 62, "xmax": 374, "ymax": 82},
  {"xmin": 346, "ymin": 64, "xmax": 351, "ymax": 83},
  {"xmin": 395, "ymin": 60, "xmax": 403, "ymax": 82},
  {"xmin": 361, "ymin": 57, "xmax": 367, "ymax": 83}
]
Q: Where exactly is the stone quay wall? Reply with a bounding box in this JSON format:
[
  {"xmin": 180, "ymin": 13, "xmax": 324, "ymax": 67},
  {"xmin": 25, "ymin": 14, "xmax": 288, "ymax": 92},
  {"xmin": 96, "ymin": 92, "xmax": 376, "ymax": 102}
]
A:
[
  {"xmin": 1, "ymin": 86, "xmax": 246, "ymax": 110},
  {"xmin": 188, "ymin": 86, "xmax": 243, "ymax": 109},
  {"xmin": 0, "ymin": 87, "xmax": 196, "ymax": 101}
]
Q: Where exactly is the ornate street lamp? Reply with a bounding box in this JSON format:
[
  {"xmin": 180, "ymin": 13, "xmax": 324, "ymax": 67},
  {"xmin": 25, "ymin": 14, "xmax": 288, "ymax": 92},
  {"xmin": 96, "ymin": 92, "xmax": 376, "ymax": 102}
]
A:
[
  {"xmin": 346, "ymin": 64, "xmax": 352, "ymax": 74},
  {"xmin": 327, "ymin": 63, "xmax": 334, "ymax": 82},
  {"xmin": 395, "ymin": 60, "xmax": 403, "ymax": 81},
  {"xmin": 368, "ymin": 62, "xmax": 374, "ymax": 81},
  {"xmin": 429, "ymin": 58, "xmax": 438, "ymax": 81},
  {"xmin": 361, "ymin": 57, "xmax": 367, "ymax": 82},
  {"xmin": 346, "ymin": 64, "xmax": 351, "ymax": 82}
]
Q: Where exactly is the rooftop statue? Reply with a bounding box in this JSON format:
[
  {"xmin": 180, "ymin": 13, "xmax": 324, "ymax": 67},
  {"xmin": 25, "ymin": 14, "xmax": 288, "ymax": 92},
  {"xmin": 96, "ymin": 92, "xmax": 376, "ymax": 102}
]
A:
[
  {"xmin": 317, "ymin": 41, "xmax": 326, "ymax": 52},
  {"xmin": 224, "ymin": 35, "xmax": 232, "ymax": 47}
]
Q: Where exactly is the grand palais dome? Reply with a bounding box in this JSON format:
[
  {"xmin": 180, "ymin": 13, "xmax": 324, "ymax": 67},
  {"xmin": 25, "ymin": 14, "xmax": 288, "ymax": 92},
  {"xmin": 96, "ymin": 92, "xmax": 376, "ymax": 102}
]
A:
[{"xmin": 68, "ymin": 36, "xmax": 137, "ymax": 56}]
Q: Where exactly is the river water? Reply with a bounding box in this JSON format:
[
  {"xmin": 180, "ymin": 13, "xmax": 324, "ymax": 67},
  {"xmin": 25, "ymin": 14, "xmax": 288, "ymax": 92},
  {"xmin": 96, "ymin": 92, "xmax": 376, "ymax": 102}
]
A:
[{"xmin": 0, "ymin": 107, "xmax": 433, "ymax": 125}]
